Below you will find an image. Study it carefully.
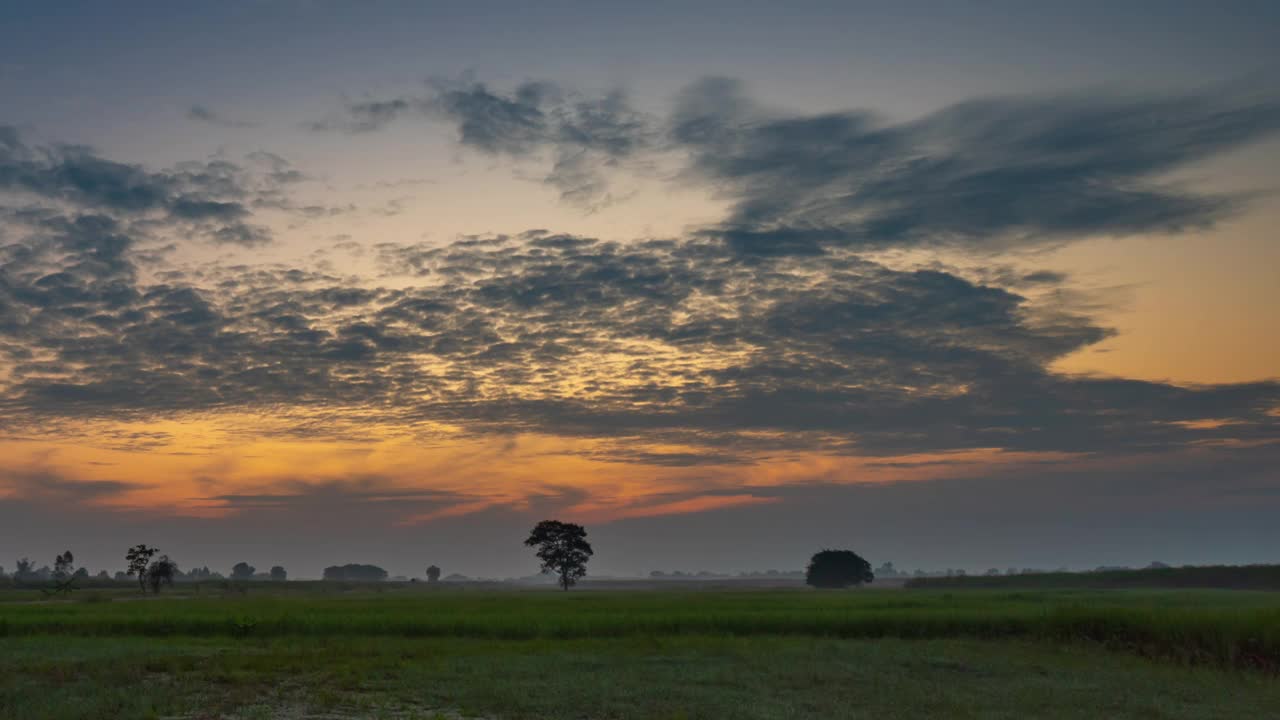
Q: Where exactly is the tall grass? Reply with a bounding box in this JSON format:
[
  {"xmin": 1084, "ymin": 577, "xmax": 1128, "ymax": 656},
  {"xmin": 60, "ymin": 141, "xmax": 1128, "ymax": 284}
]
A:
[
  {"xmin": 906, "ymin": 564, "xmax": 1280, "ymax": 591},
  {"xmin": 1, "ymin": 588, "xmax": 1277, "ymax": 671}
]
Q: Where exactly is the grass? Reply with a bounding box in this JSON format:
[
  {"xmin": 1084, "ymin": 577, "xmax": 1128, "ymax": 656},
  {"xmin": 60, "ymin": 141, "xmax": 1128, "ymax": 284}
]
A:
[
  {"xmin": 907, "ymin": 564, "xmax": 1280, "ymax": 591},
  {"xmin": 2, "ymin": 585, "xmax": 1279, "ymax": 718},
  {"xmin": 3, "ymin": 586, "xmax": 1278, "ymax": 670}
]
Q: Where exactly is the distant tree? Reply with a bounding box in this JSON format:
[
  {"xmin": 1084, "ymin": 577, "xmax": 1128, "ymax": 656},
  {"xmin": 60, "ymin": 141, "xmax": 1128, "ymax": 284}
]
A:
[
  {"xmin": 114, "ymin": 571, "xmax": 129, "ymax": 582},
  {"xmin": 269, "ymin": 565, "xmax": 287, "ymax": 582},
  {"xmin": 185, "ymin": 566, "xmax": 221, "ymax": 581},
  {"xmin": 42, "ymin": 550, "xmax": 80, "ymax": 596},
  {"xmin": 875, "ymin": 561, "xmax": 898, "ymax": 578},
  {"xmin": 805, "ymin": 550, "xmax": 874, "ymax": 589},
  {"xmin": 322, "ymin": 564, "xmax": 389, "ymax": 582},
  {"xmin": 125, "ymin": 545, "xmax": 158, "ymax": 592},
  {"xmin": 426, "ymin": 565, "xmax": 441, "ymax": 583},
  {"xmin": 146, "ymin": 555, "xmax": 177, "ymax": 593},
  {"xmin": 524, "ymin": 520, "xmax": 593, "ymax": 591},
  {"xmin": 95, "ymin": 570, "xmax": 110, "ymax": 581},
  {"xmin": 53, "ymin": 551, "xmax": 74, "ymax": 580},
  {"xmin": 14, "ymin": 557, "xmax": 35, "ymax": 581},
  {"xmin": 230, "ymin": 562, "xmax": 256, "ymax": 581},
  {"xmin": 985, "ymin": 568, "xmax": 1002, "ymax": 576}
]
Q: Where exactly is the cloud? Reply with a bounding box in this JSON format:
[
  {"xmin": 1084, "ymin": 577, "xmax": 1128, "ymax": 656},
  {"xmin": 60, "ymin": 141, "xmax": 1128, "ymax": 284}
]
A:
[
  {"xmin": 672, "ymin": 78, "xmax": 1280, "ymax": 255},
  {"xmin": 0, "ymin": 126, "xmax": 302, "ymax": 247},
  {"xmin": 6, "ymin": 76, "xmax": 1280, "ymax": 572},
  {"xmin": 200, "ymin": 477, "xmax": 480, "ymax": 514},
  {"xmin": 311, "ymin": 78, "xmax": 657, "ymax": 209},
  {"xmin": 4, "ymin": 82, "xmax": 1280, "ymax": 470},
  {"xmin": 305, "ymin": 98, "xmax": 417, "ymax": 133},
  {"xmin": 311, "ymin": 76, "xmax": 1280, "ymax": 248},
  {"xmin": 2, "ymin": 214, "xmax": 1275, "ymax": 461},
  {"xmin": 0, "ymin": 467, "xmax": 143, "ymax": 503},
  {"xmin": 187, "ymin": 104, "xmax": 256, "ymax": 129}
]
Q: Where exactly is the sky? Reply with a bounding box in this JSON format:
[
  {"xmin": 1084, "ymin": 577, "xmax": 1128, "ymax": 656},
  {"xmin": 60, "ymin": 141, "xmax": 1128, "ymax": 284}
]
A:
[{"xmin": 1, "ymin": 1, "xmax": 1278, "ymax": 579}]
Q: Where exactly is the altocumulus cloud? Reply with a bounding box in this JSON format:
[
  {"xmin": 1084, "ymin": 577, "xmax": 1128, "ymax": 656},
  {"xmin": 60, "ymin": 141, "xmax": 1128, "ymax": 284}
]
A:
[
  {"xmin": 2, "ymin": 220, "xmax": 1277, "ymax": 461},
  {"xmin": 2, "ymin": 79, "xmax": 1280, "ymax": 466}
]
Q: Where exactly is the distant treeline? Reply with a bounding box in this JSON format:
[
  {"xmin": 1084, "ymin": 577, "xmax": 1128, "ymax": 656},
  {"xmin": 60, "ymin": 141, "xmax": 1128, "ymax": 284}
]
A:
[
  {"xmin": 649, "ymin": 570, "xmax": 805, "ymax": 579},
  {"xmin": 905, "ymin": 564, "xmax": 1280, "ymax": 591}
]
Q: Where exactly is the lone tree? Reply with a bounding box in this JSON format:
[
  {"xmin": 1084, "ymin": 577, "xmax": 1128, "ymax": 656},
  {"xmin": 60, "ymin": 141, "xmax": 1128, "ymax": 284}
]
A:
[
  {"xmin": 426, "ymin": 565, "xmax": 441, "ymax": 583},
  {"xmin": 230, "ymin": 562, "xmax": 256, "ymax": 581},
  {"xmin": 524, "ymin": 520, "xmax": 593, "ymax": 591},
  {"xmin": 125, "ymin": 544, "xmax": 158, "ymax": 593},
  {"xmin": 805, "ymin": 549, "xmax": 874, "ymax": 589},
  {"xmin": 269, "ymin": 565, "xmax": 287, "ymax": 582}
]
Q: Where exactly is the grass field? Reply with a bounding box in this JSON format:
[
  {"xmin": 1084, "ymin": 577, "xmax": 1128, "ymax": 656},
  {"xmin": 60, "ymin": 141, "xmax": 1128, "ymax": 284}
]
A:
[
  {"xmin": 2, "ymin": 584, "xmax": 1279, "ymax": 719},
  {"xmin": 906, "ymin": 564, "xmax": 1280, "ymax": 592}
]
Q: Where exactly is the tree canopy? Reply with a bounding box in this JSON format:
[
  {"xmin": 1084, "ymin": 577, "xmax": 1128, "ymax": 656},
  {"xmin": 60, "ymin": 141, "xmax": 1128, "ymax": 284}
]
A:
[
  {"xmin": 146, "ymin": 555, "xmax": 177, "ymax": 593},
  {"xmin": 805, "ymin": 549, "xmax": 874, "ymax": 589},
  {"xmin": 125, "ymin": 544, "xmax": 158, "ymax": 593},
  {"xmin": 524, "ymin": 520, "xmax": 593, "ymax": 591},
  {"xmin": 322, "ymin": 564, "xmax": 388, "ymax": 582}
]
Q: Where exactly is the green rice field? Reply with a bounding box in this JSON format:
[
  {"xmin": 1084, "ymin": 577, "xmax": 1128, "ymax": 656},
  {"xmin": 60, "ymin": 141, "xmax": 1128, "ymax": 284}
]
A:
[{"xmin": 2, "ymin": 584, "xmax": 1278, "ymax": 719}]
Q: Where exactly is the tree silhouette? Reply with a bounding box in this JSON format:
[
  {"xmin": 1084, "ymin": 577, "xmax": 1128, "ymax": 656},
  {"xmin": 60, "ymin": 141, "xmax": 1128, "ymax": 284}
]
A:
[
  {"xmin": 426, "ymin": 565, "xmax": 441, "ymax": 583},
  {"xmin": 44, "ymin": 551, "xmax": 79, "ymax": 596},
  {"xmin": 322, "ymin": 564, "xmax": 388, "ymax": 581},
  {"xmin": 125, "ymin": 545, "xmax": 158, "ymax": 593},
  {"xmin": 53, "ymin": 551, "xmax": 74, "ymax": 579},
  {"xmin": 146, "ymin": 555, "xmax": 177, "ymax": 593},
  {"xmin": 230, "ymin": 562, "xmax": 256, "ymax": 580},
  {"xmin": 269, "ymin": 565, "xmax": 287, "ymax": 581},
  {"xmin": 805, "ymin": 549, "xmax": 874, "ymax": 589},
  {"xmin": 524, "ymin": 520, "xmax": 593, "ymax": 591}
]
